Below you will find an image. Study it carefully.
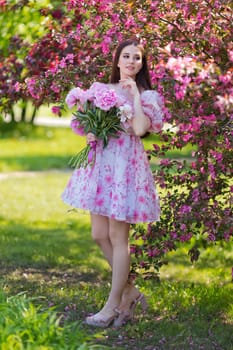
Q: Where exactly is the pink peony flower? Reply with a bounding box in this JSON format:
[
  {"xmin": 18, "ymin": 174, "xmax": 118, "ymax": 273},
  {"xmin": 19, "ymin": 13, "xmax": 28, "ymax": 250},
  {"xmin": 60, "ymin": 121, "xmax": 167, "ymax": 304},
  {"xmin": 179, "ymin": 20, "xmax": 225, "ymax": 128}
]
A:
[
  {"xmin": 65, "ymin": 87, "xmax": 88, "ymax": 108},
  {"xmin": 70, "ymin": 118, "xmax": 85, "ymax": 136},
  {"xmin": 94, "ymin": 88, "xmax": 118, "ymax": 111}
]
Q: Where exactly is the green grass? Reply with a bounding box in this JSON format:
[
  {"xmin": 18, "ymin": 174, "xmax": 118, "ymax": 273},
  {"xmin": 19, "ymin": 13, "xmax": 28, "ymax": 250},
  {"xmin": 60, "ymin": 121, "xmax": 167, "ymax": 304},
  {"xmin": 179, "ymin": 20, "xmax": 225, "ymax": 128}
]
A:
[
  {"xmin": 0, "ymin": 123, "xmax": 193, "ymax": 172},
  {"xmin": 0, "ymin": 124, "xmax": 232, "ymax": 349},
  {"xmin": 0, "ymin": 292, "xmax": 95, "ymax": 350},
  {"xmin": 0, "ymin": 171, "xmax": 232, "ymax": 349},
  {"xmin": 0, "ymin": 124, "xmax": 86, "ymax": 171}
]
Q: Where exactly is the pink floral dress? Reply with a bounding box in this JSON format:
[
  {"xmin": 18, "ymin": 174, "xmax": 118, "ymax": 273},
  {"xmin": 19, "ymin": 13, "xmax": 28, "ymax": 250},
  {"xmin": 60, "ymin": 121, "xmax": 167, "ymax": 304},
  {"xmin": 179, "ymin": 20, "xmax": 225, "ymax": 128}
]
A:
[{"xmin": 62, "ymin": 82, "xmax": 164, "ymax": 224}]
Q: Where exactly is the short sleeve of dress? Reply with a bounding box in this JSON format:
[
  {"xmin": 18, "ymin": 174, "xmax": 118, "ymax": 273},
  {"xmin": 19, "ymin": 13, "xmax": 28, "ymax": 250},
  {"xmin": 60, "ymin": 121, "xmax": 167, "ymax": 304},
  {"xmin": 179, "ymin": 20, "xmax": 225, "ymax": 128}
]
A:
[{"xmin": 141, "ymin": 90, "xmax": 164, "ymax": 133}]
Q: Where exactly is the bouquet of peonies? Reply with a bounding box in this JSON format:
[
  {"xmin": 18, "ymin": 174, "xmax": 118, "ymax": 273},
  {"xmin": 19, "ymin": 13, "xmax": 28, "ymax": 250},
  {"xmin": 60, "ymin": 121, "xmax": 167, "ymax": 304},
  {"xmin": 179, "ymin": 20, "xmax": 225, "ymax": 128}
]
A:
[{"xmin": 66, "ymin": 83, "xmax": 133, "ymax": 168}]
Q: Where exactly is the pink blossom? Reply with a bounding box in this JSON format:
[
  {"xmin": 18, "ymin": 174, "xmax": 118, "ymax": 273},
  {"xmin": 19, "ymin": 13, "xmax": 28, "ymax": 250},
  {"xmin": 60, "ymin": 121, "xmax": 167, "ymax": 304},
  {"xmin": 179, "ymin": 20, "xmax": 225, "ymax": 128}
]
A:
[
  {"xmin": 180, "ymin": 233, "xmax": 192, "ymax": 242},
  {"xmin": 14, "ymin": 82, "xmax": 20, "ymax": 92},
  {"xmin": 160, "ymin": 159, "xmax": 171, "ymax": 166},
  {"xmin": 203, "ymin": 114, "xmax": 217, "ymax": 124},
  {"xmin": 67, "ymin": 0, "xmax": 79, "ymax": 10},
  {"xmin": 224, "ymin": 233, "xmax": 230, "ymax": 241},
  {"xmin": 153, "ymin": 144, "xmax": 160, "ymax": 152},
  {"xmin": 166, "ymin": 56, "xmax": 196, "ymax": 80},
  {"xmin": 130, "ymin": 245, "xmax": 137, "ymax": 254},
  {"xmin": 179, "ymin": 205, "xmax": 192, "ymax": 214},
  {"xmin": 170, "ymin": 231, "xmax": 178, "ymax": 239},
  {"xmin": 219, "ymin": 72, "xmax": 232, "ymax": 84},
  {"xmin": 148, "ymin": 247, "xmax": 160, "ymax": 257},
  {"xmin": 25, "ymin": 77, "xmax": 41, "ymax": 99},
  {"xmin": 101, "ymin": 36, "xmax": 112, "ymax": 54},
  {"xmin": 51, "ymin": 83, "xmax": 60, "ymax": 93},
  {"xmin": 228, "ymin": 50, "xmax": 233, "ymax": 62},
  {"xmin": 124, "ymin": 16, "xmax": 136, "ymax": 29},
  {"xmin": 182, "ymin": 133, "xmax": 192, "ymax": 142},
  {"xmin": 207, "ymin": 233, "xmax": 216, "ymax": 241},
  {"xmin": 208, "ymin": 163, "xmax": 216, "ymax": 179},
  {"xmin": 51, "ymin": 106, "xmax": 61, "ymax": 115},
  {"xmin": 210, "ymin": 150, "xmax": 223, "ymax": 162},
  {"xmin": 65, "ymin": 53, "xmax": 74, "ymax": 63},
  {"xmin": 139, "ymin": 261, "xmax": 146, "ymax": 268},
  {"xmin": 192, "ymin": 189, "xmax": 200, "ymax": 202},
  {"xmin": 59, "ymin": 58, "xmax": 67, "ymax": 69}
]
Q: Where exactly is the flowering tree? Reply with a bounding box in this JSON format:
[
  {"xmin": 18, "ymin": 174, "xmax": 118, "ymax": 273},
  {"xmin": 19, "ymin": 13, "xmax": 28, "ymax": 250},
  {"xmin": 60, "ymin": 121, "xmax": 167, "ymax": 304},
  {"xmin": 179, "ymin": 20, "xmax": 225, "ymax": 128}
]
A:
[
  {"xmin": 2, "ymin": 0, "xmax": 232, "ymax": 276},
  {"xmin": 0, "ymin": 0, "xmax": 61, "ymax": 122}
]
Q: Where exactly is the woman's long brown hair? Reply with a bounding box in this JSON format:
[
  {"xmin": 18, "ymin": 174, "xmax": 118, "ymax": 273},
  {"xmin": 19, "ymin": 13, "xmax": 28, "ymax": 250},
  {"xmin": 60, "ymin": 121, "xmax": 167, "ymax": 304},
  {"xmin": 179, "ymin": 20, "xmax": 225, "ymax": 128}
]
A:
[{"xmin": 110, "ymin": 39, "xmax": 152, "ymax": 91}]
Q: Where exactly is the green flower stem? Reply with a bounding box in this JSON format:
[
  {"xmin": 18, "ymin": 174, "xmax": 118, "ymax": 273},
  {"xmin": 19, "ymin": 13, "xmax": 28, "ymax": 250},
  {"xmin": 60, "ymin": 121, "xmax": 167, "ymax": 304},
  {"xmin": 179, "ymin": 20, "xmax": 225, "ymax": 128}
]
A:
[{"xmin": 69, "ymin": 144, "xmax": 91, "ymax": 169}]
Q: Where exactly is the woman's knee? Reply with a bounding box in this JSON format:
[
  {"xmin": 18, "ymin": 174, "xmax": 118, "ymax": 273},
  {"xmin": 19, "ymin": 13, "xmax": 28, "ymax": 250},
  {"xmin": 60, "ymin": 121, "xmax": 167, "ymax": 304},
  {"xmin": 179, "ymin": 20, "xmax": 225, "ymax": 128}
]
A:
[
  {"xmin": 90, "ymin": 214, "xmax": 109, "ymax": 243},
  {"xmin": 109, "ymin": 219, "xmax": 130, "ymax": 246}
]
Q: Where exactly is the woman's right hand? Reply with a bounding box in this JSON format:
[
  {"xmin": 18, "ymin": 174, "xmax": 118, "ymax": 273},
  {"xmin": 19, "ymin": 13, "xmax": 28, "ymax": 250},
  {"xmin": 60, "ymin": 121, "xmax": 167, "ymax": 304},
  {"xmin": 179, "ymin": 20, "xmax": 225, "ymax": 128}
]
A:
[{"xmin": 86, "ymin": 132, "xmax": 97, "ymax": 144}]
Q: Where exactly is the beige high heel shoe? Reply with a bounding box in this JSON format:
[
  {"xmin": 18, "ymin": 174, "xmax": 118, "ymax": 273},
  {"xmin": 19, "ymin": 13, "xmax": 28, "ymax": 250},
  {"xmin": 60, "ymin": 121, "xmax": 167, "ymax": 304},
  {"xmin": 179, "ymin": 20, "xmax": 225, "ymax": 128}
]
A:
[
  {"xmin": 113, "ymin": 293, "xmax": 148, "ymax": 327},
  {"xmin": 85, "ymin": 311, "xmax": 117, "ymax": 328}
]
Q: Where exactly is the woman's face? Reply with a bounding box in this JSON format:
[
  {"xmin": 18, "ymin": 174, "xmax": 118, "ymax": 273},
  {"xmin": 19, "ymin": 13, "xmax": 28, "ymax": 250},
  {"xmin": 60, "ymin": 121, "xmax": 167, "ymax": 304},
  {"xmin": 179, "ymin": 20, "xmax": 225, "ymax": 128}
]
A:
[{"xmin": 117, "ymin": 44, "xmax": 143, "ymax": 80}]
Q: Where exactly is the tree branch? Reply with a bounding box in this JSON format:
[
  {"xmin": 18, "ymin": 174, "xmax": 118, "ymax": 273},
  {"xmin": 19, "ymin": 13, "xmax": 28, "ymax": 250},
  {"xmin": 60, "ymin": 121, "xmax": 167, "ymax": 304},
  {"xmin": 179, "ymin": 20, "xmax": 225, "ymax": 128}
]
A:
[
  {"xmin": 158, "ymin": 17, "xmax": 214, "ymax": 61},
  {"xmin": 204, "ymin": 0, "xmax": 233, "ymax": 23}
]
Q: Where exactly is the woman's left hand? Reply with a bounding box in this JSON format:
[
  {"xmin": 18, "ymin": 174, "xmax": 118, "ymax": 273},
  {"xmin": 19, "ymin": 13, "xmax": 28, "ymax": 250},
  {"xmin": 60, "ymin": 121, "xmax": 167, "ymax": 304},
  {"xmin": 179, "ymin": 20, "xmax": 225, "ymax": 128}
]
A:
[
  {"xmin": 86, "ymin": 132, "xmax": 97, "ymax": 144},
  {"xmin": 119, "ymin": 78, "xmax": 140, "ymax": 97}
]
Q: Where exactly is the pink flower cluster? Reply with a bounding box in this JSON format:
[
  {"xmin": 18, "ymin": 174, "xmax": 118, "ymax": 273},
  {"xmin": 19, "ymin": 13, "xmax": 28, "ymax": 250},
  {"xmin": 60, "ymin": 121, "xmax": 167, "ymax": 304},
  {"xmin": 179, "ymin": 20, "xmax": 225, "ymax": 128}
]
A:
[
  {"xmin": 25, "ymin": 77, "xmax": 42, "ymax": 100},
  {"xmin": 66, "ymin": 83, "xmax": 120, "ymax": 111},
  {"xmin": 66, "ymin": 83, "xmax": 133, "ymax": 135},
  {"xmin": 66, "ymin": 83, "xmax": 131, "ymax": 136}
]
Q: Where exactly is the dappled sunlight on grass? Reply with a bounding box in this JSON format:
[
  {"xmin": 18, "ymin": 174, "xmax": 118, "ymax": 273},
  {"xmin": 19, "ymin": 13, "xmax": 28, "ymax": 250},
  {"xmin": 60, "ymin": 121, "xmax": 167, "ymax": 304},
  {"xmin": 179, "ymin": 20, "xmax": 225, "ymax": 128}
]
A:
[
  {"xmin": 0, "ymin": 137, "xmax": 232, "ymax": 349},
  {"xmin": 0, "ymin": 172, "xmax": 109, "ymax": 276},
  {"xmin": 1, "ymin": 172, "xmax": 79, "ymax": 222},
  {"xmin": 0, "ymin": 126, "xmax": 85, "ymax": 171},
  {"xmin": 160, "ymin": 242, "xmax": 233, "ymax": 284}
]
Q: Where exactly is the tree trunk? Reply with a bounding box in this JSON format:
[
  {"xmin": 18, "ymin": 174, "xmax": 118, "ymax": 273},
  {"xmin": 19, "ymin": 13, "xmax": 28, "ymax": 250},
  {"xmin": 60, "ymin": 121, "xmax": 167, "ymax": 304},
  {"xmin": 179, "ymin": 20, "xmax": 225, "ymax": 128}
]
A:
[
  {"xmin": 30, "ymin": 105, "xmax": 37, "ymax": 124},
  {"xmin": 21, "ymin": 101, "xmax": 27, "ymax": 122},
  {"xmin": 9, "ymin": 108, "xmax": 15, "ymax": 122}
]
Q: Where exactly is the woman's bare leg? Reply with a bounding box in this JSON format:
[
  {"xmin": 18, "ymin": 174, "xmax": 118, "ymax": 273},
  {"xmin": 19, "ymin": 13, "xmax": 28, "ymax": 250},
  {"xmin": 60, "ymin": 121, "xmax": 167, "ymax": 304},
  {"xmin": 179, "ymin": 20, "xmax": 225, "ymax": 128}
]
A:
[
  {"xmin": 90, "ymin": 215, "xmax": 140, "ymax": 317},
  {"xmin": 100, "ymin": 219, "xmax": 131, "ymax": 314},
  {"xmin": 90, "ymin": 214, "xmax": 113, "ymax": 266}
]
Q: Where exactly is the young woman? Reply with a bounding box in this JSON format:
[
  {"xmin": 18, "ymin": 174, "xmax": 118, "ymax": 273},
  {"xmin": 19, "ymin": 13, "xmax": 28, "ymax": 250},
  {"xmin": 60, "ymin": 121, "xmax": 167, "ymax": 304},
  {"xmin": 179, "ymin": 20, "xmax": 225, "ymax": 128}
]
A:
[{"xmin": 62, "ymin": 39, "xmax": 164, "ymax": 327}]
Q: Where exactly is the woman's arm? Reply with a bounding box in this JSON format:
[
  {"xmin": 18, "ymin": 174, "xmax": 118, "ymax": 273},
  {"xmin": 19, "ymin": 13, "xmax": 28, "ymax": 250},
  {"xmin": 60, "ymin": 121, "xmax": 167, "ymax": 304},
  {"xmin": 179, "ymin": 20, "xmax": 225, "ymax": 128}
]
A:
[
  {"xmin": 132, "ymin": 91, "xmax": 151, "ymax": 136},
  {"xmin": 120, "ymin": 78, "xmax": 150, "ymax": 136}
]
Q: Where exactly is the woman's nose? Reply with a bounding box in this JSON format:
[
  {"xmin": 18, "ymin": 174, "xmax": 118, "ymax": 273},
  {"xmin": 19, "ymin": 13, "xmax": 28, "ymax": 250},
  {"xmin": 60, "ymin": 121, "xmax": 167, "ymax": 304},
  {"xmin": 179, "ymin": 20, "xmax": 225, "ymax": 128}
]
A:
[{"xmin": 129, "ymin": 56, "xmax": 134, "ymax": 63}]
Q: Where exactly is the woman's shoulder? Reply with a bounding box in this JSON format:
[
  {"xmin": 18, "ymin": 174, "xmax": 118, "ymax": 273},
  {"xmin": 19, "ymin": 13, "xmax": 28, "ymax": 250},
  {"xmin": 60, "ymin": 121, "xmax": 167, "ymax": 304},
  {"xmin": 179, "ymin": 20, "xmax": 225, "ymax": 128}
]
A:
[
  {"xmin": 141, "ymin": 89, "xmax": 161, "ymax": 98},
  {"xmin": 141, "ymin": 89, "xmax": 163, "ymax": 105},
  {"xmin": 89, "ymin": 81, "xmax": 110, "ymax": 90}
]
